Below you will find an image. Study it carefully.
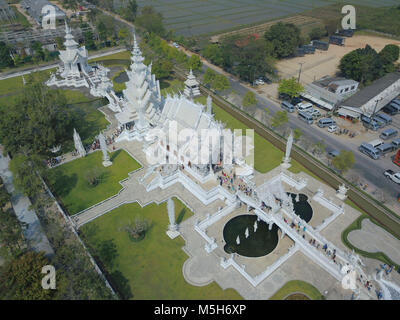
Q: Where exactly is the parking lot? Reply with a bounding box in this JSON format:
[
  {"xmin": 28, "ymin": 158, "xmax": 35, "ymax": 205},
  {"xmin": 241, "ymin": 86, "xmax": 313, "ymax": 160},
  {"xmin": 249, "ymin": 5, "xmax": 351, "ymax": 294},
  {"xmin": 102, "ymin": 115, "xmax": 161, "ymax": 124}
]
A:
[{"xmin": 283, "ymin": 98, "xmax": 400, "ymax": 212}]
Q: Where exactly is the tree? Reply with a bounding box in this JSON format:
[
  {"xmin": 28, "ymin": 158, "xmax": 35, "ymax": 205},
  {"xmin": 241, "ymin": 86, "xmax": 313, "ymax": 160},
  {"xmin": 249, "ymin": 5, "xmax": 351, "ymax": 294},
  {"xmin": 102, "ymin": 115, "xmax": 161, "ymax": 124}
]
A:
[
  {"xmin": 293, "ymin": 128, "xmax": 302, "ymax": 141},
  {"xmin": 278, "ymin": 77, "xmax": 304, "ymax": 99},
  {"xmin": 186, "ymin": 54, "xmax": 202, "ymax": 71},
  {"xmin": 84, "ymin": 30, "xmax": 96, "ymax": 50},
  {"xmin": 379, "ymin": 44, "xmax": 400, "ymax": 64},
  {"xmin": 242, "ymin": 91, "xmax": 257, "ymax": 107},
  {"xmin": 212, "ymin": 74, "xmax": 230, "ymax": 91},
  {"xmin": 309, "ymin": 27, "xmax": 327, "ymax": 41},
  {"xmin": 332, "ymin": 150, "xmax": 355, "ymax": 174},
  {"xmin": 203, "ymin": 68, "xmax": 216, "ymax": 86},
  {"xmin": 339, "ymin": 45, "xmax": 387, "ymax": 85},
  {"xmin": 9, "ymin": 154, "xmax": 45, "ymax": 199},
  {"xmin": 55, "ymin": 37, "xmax": 65, "ymax": 50},
  {"xmin": 152, "ymin": 59, "xmax": 173, "ymax": 80},
  {"xmin": 136, "ymin": 6, "xmax": 165, "ymax": 36},
  {"xmin": 202, "ymin": 44, "xmax": 223, "ymax": 66},
  {"xmin": 97, "ymin": 21, "xmax": 108, "ymax": 44},
  {"xmin": 0, "ymin": 41, "xmax": 14, "ymax": 69},
  {"xmin": 97, "ymin": 239, "xmax": 118, "ymax": 269},
  {"xmin": 122, "ymin": 0, "xmax": 138, "ymax": 22},
  {"xmin": 313, "ymin": 140, "xmax": 326, "ymax": 156},
  {"xmin": 221, "ymin": 34, "xmax": 274, "ymax": 83},
  {"xmin": 0, "ymin": 252, "xmax": 52, "ymax": 300},
  {"xmin": 264, "ymin": 23, "xmax": 301, "ymax": 59},
  {"xmin": 271, "ymin": 111, "xmax": 288, "ymax": 128},
  {"xmin": 118, "ymin": 28, "xmax": 131, "ymax": 46},
  {"xmin": 84, "ymin": 167, "xmax": 106, "ymax": 187}
]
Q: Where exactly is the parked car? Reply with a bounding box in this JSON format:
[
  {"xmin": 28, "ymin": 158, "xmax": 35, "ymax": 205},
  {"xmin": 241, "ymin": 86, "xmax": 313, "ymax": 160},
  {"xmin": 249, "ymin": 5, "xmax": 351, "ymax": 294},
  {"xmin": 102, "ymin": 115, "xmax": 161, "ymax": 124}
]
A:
[
  {"xmin": 384, "ymin": 169, "xmax": 400, "ymax": 185},
  {"xmin": 309, "ymin": 108, "xmax": 321, "ymax": 119},
  {"xmin": 392, "ymin": 138, "xmax": 400, "ymax": 149},
  {"xmin": 359, "ymin": 143, "xmax": 381, "ymax": 160},
  {"xmin": 296, "ymin": 102, "xmax": 313, "ymax": 113},
  {"xmin": 328, "ymin": 125, "xmax": 338, "ymax": 133},
  {"xmin": 376, "ymin": 143, "xmax": 396, "ymax": 155},
  {"xmin": 327, "ymin": 149, "xmax": 339, "ymax": 158},
  {"xmin": 380, "ymin": 128, "xmax": 398, "ymax": 140},
  {"xmin": 375, "ymin": 113, "xmax": 392, "ymax": 125},
  {"xmin": 172, "ymin": 42, "xmax": 180, "ymax": 49},
  {"xmin": 382, "ymin": 105, "xmax": 398, "ymax": 115},
  {"xmin": 318, "ymin": 118, "xmax": 336, "ymax": 128},
  {"xmin": 254, "ymin": 78, "xmax": 265, "ymax": 85},
  {"xmin": 281, "ymin": 101, "xmax": 295, "ymax": 113}
]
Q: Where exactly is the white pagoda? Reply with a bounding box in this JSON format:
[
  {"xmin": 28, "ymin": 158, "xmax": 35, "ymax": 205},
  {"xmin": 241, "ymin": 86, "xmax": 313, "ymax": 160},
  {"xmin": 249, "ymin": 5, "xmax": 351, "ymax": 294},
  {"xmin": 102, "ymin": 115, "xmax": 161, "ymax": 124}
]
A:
[
  {"xmin": 47, "ymin": 22, "xmax": 108, "ymax": 89},
  {"xmin": 115, "ymin": 34, "xmax": 163, "ymax": 141},
  {"xmin": 183, "ymin": 69, "xmax": 201, "ymax": 99}
]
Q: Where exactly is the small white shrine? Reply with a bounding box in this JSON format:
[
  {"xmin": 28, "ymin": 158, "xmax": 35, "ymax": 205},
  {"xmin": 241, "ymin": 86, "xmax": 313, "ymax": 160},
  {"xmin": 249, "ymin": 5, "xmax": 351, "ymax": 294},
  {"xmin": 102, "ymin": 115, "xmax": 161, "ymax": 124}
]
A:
[
  {"xmin": 183, "ymin": 69, "xmax": 201, "ymax": 99},
  {"xmin": 46, "ymin": 22, "xmax": 109, "ymax": 89}
]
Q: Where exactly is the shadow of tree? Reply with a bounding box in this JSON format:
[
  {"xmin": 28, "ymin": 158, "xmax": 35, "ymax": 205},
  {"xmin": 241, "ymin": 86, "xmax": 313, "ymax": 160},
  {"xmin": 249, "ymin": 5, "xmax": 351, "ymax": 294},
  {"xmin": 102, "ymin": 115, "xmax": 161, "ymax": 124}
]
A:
[
  {"xmin": 51, "ymin": 172, "xmax": 78, "ymax": 198},
  {"xmin": 110, "ymin": 149, "xmax": 121, "ymax": 162},
  {"xmin": 176, "ymin": 208, "xmax": 186, "ymax": 224},
  {"xmin": 110, "ymin": 270, "xmax": 133, "ymax": 300}
]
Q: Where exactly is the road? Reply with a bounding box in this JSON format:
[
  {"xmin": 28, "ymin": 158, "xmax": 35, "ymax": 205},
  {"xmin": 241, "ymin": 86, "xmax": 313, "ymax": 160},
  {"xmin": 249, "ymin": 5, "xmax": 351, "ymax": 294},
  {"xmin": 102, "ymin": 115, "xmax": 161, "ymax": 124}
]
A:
[{"xmin": 224, "ymin": 76, "xmax": 400, "ymax": 210}]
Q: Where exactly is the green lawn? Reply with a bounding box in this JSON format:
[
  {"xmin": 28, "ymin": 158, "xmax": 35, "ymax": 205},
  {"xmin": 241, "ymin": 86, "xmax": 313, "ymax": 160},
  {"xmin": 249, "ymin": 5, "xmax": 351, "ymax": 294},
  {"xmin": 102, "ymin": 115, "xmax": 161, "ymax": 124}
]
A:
[
  {"xmin": 48, "ymin": 150, "xmax": 141, "ymax": 215},
  {"xmin": 269, "ymin": 280, "xmax": 323, "ymax": 300},
  {"xmin": 80, "ymin": 198, "xmax": 242, "ymax": 300},
  {"xmin": 197, "ymin": 96, "xmax": 282, "ymax": 173}
]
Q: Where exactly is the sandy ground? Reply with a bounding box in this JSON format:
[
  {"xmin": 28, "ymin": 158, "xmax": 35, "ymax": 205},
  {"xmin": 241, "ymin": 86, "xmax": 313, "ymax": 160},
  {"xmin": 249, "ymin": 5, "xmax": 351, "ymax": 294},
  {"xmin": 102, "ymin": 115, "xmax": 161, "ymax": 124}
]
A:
[{"xmin": 276, "ymin": 35, "xmax": 400, "ymax": 85}]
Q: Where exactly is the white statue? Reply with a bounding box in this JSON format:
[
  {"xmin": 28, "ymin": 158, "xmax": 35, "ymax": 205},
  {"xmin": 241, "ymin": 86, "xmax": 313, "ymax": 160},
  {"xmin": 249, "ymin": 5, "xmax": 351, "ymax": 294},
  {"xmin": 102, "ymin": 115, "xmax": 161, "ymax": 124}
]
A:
[
  {"xmin": 73, "ymin": 128, "xmax": 86, "ymax": 158},
  {"xmin": 236, "ymin": 236, "xmax": 240, "ymax": 245},
  {"xmin": 245, "ymin": 227, "xmax": 249, "ymax": 238},
  {"xmin": 99, "ymin": 132, "xmax": 112, "ymax": 167},
  {"xmin": 166, "ymin": 198, "xmax": 180, "ymax": 239},
  {"xmin": 336, "ymin": 183, "xmax": 349, "ymax": 200},
  {"xmin": 282, "ymin": 131, "xmax": 293, "ymax": 169}
]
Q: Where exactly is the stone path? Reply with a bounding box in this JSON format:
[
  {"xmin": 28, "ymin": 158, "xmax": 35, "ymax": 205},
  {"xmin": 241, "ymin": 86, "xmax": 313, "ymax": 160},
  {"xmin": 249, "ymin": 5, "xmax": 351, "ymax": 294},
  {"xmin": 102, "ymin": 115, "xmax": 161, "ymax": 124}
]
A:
[
  {"xmin": 0, "ymin": 148, "xmax": 53, "ymax": 257},
  {"xmin": 348, "ymin": 219, "xmax": 400, "ymax": 265}
]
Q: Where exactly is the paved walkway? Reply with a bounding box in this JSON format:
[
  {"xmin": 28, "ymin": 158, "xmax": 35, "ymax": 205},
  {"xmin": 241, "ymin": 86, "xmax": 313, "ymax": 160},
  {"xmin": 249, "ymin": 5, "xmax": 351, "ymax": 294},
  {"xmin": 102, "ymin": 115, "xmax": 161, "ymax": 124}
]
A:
[
  {"xmin": 348, "ymin": 219, "xmax": 400, "ymax": 265},
  {"xmin": 0, "ymin": 148, "xmax": 53, "ymax": 256}
]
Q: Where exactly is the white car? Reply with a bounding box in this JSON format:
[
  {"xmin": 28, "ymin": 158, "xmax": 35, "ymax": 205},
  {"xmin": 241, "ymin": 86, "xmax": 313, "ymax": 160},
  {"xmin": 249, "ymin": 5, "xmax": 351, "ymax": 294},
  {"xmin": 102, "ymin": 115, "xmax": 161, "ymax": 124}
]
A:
[
  {"xmin": 384, "ymin": 170, "xmax": 400, "ymax": 184},
  {"xmin": 328, "ymin": 125, "xmax": 338, "ymax": 133},
  {"xmin": 172, "ymin": 42, "xmax": 180, "ymax": 49},
  {"xmin": 296, "ymin": 102, "xmax": 313, "ymax": 113},
  {"xmin": 309, "ymin": 108, "xmax": 321, "ymax": 119},
  {"xmin": 254, "ymin": 78, "xmax": 265, "ymax": 85}
]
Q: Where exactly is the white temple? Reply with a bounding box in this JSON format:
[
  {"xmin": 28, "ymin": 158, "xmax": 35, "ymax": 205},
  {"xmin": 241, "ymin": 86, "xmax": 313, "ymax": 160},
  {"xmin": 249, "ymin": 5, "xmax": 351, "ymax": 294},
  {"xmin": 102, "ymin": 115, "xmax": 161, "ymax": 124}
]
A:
[
  {"xmin": 46, "ymin": 22, "xmax": 109, "ymax": 89},
  {"xmin": 112, "ymin": 34, "xmax": 253, "ymax": 179},
  {"xmin": 114, "ymin": 35, "xmax": 163, "ymax": 141},
  {"xmin": 183, "ymin": 69, "xmax": 201, "ymax": 99}
]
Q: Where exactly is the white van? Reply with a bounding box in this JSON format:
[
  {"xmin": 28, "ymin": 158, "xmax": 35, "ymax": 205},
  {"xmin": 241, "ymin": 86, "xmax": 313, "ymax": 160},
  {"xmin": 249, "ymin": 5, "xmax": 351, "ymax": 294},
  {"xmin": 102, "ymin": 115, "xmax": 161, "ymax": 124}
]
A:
[
  {"xmin": 298, "ymin": 111, "xmax": 313, "ymax": 124},
  {"xmin": 296, "ymin": 102, "xmax": 313, "ymax": 113},
  {"xmin": 368, "ymin": 139, "xmax": 384, "ymax": 149}
]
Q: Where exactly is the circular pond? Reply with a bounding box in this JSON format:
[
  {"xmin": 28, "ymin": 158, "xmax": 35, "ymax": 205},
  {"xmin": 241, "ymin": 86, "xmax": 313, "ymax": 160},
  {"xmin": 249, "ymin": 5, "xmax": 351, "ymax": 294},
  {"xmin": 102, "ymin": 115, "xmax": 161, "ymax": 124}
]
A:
[
  {"xmin": 288, "ymin": 193, "xmax": 313, "ymax": 223},
  {"xmin": 223, "ymin": 214, "xmax": 279, "ymax": 258}
]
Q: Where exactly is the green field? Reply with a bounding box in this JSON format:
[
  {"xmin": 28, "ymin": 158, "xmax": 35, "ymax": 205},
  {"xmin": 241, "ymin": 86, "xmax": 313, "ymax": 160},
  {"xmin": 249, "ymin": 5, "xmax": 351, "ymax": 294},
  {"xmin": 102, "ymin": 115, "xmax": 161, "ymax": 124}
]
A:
[
  {"xmin": 80, "ymin": 198, "xmax": 243, "ymax": 300},
  {"xmin": 48, "ymin": 150, "xmax": 141, "ymax": 215},
  {"xmin": 269, "ymin": 280, "xmax": 323, "ymax": 300}
]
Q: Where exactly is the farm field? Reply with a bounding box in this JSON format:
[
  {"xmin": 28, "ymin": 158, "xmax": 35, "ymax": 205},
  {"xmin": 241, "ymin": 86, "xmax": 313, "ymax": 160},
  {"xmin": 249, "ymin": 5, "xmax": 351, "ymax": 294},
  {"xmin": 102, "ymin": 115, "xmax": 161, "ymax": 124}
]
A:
[{"xmin": 136, "ymin": 0, "xmax": 399, "ymax": 36}]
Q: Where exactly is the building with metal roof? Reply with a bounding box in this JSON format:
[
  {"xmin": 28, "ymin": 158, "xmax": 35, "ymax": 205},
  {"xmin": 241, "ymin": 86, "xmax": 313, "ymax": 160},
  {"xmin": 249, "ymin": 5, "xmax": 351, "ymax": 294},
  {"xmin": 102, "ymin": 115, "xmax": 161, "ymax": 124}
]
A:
[{"xmin": 338, "ymin": 72, "xmax": 400, "ymax": 118}]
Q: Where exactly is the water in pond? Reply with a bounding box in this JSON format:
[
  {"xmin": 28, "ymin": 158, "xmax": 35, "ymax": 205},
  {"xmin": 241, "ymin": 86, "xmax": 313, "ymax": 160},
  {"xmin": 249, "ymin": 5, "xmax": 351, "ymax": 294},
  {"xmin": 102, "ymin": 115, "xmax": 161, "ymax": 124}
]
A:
[
  {"xmin": 223, "ymin": 214, "xmax": 278, "ymax": 258},
  {"xmin": 288, "ymin": 193, "xmax": 313, "ymax": 223},
  {"xmin": 114, "ymin": 71, "xmax": 128, "ymax": 84}
]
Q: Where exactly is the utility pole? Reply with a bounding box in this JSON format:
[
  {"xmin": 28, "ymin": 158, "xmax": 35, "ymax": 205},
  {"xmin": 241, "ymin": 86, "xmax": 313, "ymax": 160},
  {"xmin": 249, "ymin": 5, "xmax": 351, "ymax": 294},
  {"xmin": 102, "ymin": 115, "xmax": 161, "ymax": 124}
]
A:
[{"xmin": 297, "ymin": 62, "xmax": 304, "ymax": 83}]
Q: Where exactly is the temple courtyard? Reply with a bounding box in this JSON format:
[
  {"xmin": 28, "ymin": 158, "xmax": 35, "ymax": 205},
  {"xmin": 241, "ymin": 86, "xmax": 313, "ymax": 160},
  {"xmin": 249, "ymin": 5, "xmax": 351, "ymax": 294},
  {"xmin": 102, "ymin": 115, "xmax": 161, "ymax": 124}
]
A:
[{"xmin": 42, "ymin": 31, "xmax": 400, "ymax": 300}]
